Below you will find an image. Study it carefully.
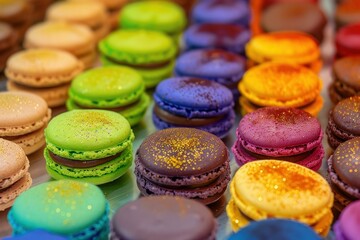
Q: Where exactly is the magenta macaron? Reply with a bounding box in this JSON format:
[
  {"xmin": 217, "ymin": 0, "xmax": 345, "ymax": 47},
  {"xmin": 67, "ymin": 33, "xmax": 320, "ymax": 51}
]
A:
[
  {"xmin": 232, "ymin": 107, "xmax": 324, "ymax": 170},
  {"xmin": 334, "ymin": 200, "xmax": 360, "ymax": 240}
]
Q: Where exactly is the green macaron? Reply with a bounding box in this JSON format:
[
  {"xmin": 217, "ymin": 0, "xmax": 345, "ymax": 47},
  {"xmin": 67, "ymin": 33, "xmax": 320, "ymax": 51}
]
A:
[
  {"xmin": 99, "ymin": 29, "xmax": 177, "ymax": 88},
  {"xmin": 67, "ymin": 66, "xmax": 150, "ymax": 126},
  {"xmin": 44, "ymin": 109, "xmax": 135, "ymax": 185},
  {"xmin": 8, "ymin": 180, "xmax": 109, "ymax": 239}
]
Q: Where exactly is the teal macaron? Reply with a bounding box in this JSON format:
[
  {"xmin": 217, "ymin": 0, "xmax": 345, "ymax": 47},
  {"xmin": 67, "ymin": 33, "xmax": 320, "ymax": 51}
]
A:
[
  {"xmin": 99, "ymin": 29, "xmax": 177, "ymax": 88},
  {"xmin": 66, "ymin": 66, "xmax": 150, "ymax": 126},
  {"xmin": 8, "ymin": 180, "xmax": 109, "ymax": 240},
  {"xmin": 44, "ymin": 109, "xmax": 135, "ymax": 185}
]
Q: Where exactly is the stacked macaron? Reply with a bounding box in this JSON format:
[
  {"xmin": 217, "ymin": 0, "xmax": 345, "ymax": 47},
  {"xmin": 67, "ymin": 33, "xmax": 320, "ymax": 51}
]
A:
[
  {"xmin": 335, "ymin": 0, "xmax": 360, "ymax": 29},
  {"xmin": 334, "ymin": 200, "xmax": 360, "ymax": 240},
  {"xmin": 5, "ymin": 48, "xmax": 84, "ymax": 107},
  {"xmin": 232, "ymin": 107, "xmax": 324, "ymax": 170}
]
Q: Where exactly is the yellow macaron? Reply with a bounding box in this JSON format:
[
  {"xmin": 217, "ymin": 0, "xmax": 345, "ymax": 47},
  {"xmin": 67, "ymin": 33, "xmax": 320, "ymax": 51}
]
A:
[{"xmin": 226, "ymin": 160, "xmax": 333, "ymax": 237}]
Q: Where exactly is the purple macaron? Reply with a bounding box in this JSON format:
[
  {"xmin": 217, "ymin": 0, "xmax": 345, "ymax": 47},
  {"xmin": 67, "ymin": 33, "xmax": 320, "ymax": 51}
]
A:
[
  {"xmin": 153, "ymin": 77, "xmax": 235, "ymax": 138},
  {"xmin": 334, "ymin": 200, "xmax": 360, "ymax": 240},
  {"xmin": 192, "ymin": 0, "xmax": 250, "ymax": 26},
  {"xmin": 175, "ymin": 49, "xmax": 246, "ymax": 97},
  {"xmin": 184, "ymin": 23, "xmax": 251, "ymax": 54},
  {"xmin": 232, "ymin": 107, "xmax": 324, "ymax": 170}
]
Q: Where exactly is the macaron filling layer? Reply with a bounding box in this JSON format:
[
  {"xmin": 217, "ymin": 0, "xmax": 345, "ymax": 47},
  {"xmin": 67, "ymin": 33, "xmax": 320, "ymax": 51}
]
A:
[{"xmin": 102, "ymin": 55, "xmax": 172, "ymax": 69}]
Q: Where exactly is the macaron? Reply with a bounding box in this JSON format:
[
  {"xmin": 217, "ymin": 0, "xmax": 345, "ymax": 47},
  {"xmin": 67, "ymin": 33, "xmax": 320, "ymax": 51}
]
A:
[
  {"xmin": 334, "ymin": 200, "xmax": 360, "ymax": 240},
  {"xmin": 335, "ymin": 22, "xmax": 360, "ymax": 58},
  {"xmin": 44, "ymin": 109, "xmax": 135, "ymax": 185},
  {"xmin": 328, "ymin": 138, "xmax": 360, "ymax": 212},
  {"xmin": 99, "ymin": 29, "xmax": 177, "ymax": 88},
  {"xmin": 0, "ymin": 91, "xmax": 51, "ymax": 155},
  {"xmin": 0, "ymin": 139, "xmax": 32, "ymax": 211},
  {"xmin": 28, "ymin": 0, "xmax": 53, "ymax": 23},
  {"xmin": 111, "ymin": 196, "xmax": 217, "ymax": 240},
  {"xmin": 239, "ymin": 62, "xmax": 323, "ymax": 116},
  {"xmin": 330, "ymin": 56, "xmax": 360, "ymax": 103},
  {"xmin": 0, "ymin": 22, "xmax": 19, "ymax": 71},
  {"xmin": 335, "ymin": 0, "xmax": 360, "ymax": 29},
  {"xmin": 4, "ymin": 230, "xmax": 67, "ymax": 240},
  {"xmin": 226, "ymin": 160, "xmax": 334, "ymax": 237},
  {"xmin": 192, "ymin": 0, "xmax": 250, "ymax": 26},
  {"xmin": 246, "ymin": 31, "xmax": 322, "ymax": 72},
  {"xmin": 232, "ymin": 107, "xmax": 324, "ymax": 170},
  {"xmin": 8, "ymin": 180, "xmax": 110, "ymax": 239},
  {"xmin": 153, "ymin": 77, "xmax": 235, "ymax": 138},
  {"xmin": 66, "ymin": 66, "xmax": 150, "ymax": 126},
  {"xmin": 120, "ymin": 1, "xmax": 186, "ymax": 39},
  {"xmin": 5, "ymin": 48, "xmax": 84, "ymax": 107},
  {"xmin": 24, "ymin": 21, "xmax": 96, "ymax": 69},
  {"xmin": 260, "ymin": 2, "xmax": 327, "ymax": 42},
  {"xmin": 227, "ymin": 219, "xmax": 321, "ymax": 240},
  {"xmin": 135, "ymin": 128, "xmax": 231, "ymax": 205},
  {"xmin": 46, "ymin": 1, "xmax": 109, "ymax": 42},
  {"xmin": 326, "ymin": 96, "xmax": 360, "ymax": 149},
  {"xmin": 184, "ymin": 23, "xmax": 251, "ymax": 54},
  {"xmin": 175, "ymin": 49, "xmax": 246, "ymax": 97}
]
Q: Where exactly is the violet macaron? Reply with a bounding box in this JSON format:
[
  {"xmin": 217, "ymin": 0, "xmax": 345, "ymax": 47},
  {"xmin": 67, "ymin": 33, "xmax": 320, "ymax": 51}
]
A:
[
  {"xmin": 192, "ymin": 0, "xmax": 250, "ymax": 26},
  {"xmin": 334, "ymin": 200, "xmax": 360, "ymax": 240},
  {"xmin": 175, "ymin": 49, "xmax": 246, "ymax": 97},
  {"xmin": 184, "ymin": 23, "xmax": 251, "ymax": 54},
  {"xmin": 232, "ymin": 107, "xmax": 324, "ymax": 170},
  {"xmin": 153, "ymin": 77, "xmax": 235, "ymax": 138}
]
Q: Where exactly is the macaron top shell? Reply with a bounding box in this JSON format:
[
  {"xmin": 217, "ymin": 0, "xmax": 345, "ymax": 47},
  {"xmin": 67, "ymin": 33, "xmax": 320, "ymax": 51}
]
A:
[
  {"xmin": 232, "ymin": 160, "xmax": 333, "ymax": 219},
  {"xmin": 246, "ymin": 32, "xmax": 320, "ymax": 64},
  {"xmin": 112, "ymin": 196, "xmax": 215, "ymax": 240},
  {"xmin": 338, "ymin": 200, "xmax": 360, "ymax": 240},
  {"xmin": 333, "ymin": 138, "xmax": 360, "ymax": 189},
  {"xmin": 99, "ymin": 29, "xmax": 176, "ymax": 64},
  {"xmin": 332, "ymin": 96, "xmax": 360, "ymax": 135},
  {"xmin": 334, "ymin": 56, "xmax": 360, "ymax": 90},
  {"xmin": 45, "ymin": 110, "xmax": 134, "ymax": 159},
  {"xmin": 70, "ymin": 66, "xmax": 144, "ymax": 107},
  {"xmin": 137, "ymin": 128, "xmax": 228, "ymax": 176},
  {"xmin": 239, "ymin": 107, "xmax": 321, "ymax": 149},
  {"xmin": 0, "ymin": 92, "xmax": 49, "ymax": 129},
  {"xmin": 0, "ymin": 138, "xmax": 27, "ymax": 180},
  {"xmin": 175, "ymin": 49, "xmax": 245, "ymax": 80},
  {"xmin": 239, "ymin": 62, "xmax": 321, "ymax": 107},
  {"xmin": 120, "ymin": 1, "xmax": 186, "ymax": 34},
  {"xmin": 10, "ymin": 180, "xmax": 107, "ymax": 234}
]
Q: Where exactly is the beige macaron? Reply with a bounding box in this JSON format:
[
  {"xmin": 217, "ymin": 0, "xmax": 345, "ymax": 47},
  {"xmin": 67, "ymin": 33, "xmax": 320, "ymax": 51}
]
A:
[
  {"xmin": 0, "ymin": 92, "xmax": 51, "ymax": 154},
  {"xmin": 0, "ymin": 138, "xmax": 32, "ymax": 211}
]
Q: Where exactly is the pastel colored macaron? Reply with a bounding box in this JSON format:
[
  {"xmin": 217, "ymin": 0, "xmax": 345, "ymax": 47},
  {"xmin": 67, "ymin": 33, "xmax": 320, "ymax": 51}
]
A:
[
  {"xmin": 226, "ymin": 160, "xmax": 334, "ymax": 237},
  {"xmin": 67, "ymin": 66, "xmax": 150, "ymax": 126},
  {"xmin": 8, "ymin": 180, "xmax": 110, "ymax": 239},
  {"xmin": 111, "ymin": 196, "xmax": 217, "ymax": 240},
  {"xmin": 227, "ymin": 219, "xmax": 321, "ymax": 240},
  {"xmin": 232, "ymin": 107, "xmax": 324, "ymax": 170},
  {"xmin": 46, "ymin": 1, "xmax": 109, "ymax": 42},
  {"xmin": 326, "ymin": 96, "xmax": 360, "ymax": 149},
  {"xmin": 99, "ymin": 29, "xmax": 177, "ymax": 88},
  {"xmin": 120, "ymin": 1, "xmax": 186, "ymax": 38},
  {"xmin": 44, "ymin": 109, "xmax": 135, "ymax": 185},
  {"xmin": 335, "ymin": 0, "xmax": 360, "ymax": 29},
  {"xmin": 153, "ymin": 77, "xmax": 235, "ymax": 138},
  {"xmin": 24, "ymin": 21, "xmax": 96, "ymax": 69},
  {"xmin": 261, "ymin": 2, "xmax": 326, "ymax": 42},
  {"xmin": 0, "ymin": 139, "xmax": 32, "ymax": 211},
  {"xmin": 330, "ymin": 56, "xmax": 360, "ymax": 103},
  {"xmin": 328, "ymin": 138, "xmax": 360, "ymax": 212},
  {"xmin": 239, "ymin": 62, "xmax": 323, "ymax": 116},
  {"xmin": 4, "ymin": 230, "xmax": 67, "ymax": 240},
  {"xmin": 192, "ymin": 0, "xmax": 250, "ymax": 26},
  {"xmin": 5, "ymin": 48, "xmax": 84, "ymax": 107},
  {"xmin": 335, "ymin": 23, "xmax": 360, "ymax": 58},
  {"xmin": 0, "ymin": 92, "xmax": 51, "ymax": 155},
  {"xmin": 184, "ymin": 23, "xmax": 251, "ymax": 54},
  {"xmin": 175, "ymin": 49, "xmax": 246, "ymax": 97},
  {"xmin": 135, "ymin": 128, "xmax": 231, "ymax": 205},
  {"xmin": 334, "ymin": 200, "xmax": 360, "ymax": 240},
  {"xmin": 246, "ymin": 31, "xmax": 322, "ymax": 72},
  {"xmin": 0, "ymin": 22, "xmax": 19, "ymax": 71}
]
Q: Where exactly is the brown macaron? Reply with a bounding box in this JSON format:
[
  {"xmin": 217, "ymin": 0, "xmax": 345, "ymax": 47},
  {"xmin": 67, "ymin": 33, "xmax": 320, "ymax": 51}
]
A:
[
  {"xmin": 0, "ymin": 22, "xmax": 19, "ymax": 71},
  {"xmin": 335, "ymin": 0, "xmax": 360, "ymax": 29}
]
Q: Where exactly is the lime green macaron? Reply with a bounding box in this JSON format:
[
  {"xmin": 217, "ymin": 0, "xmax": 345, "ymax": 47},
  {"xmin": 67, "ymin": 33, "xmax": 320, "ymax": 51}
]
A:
[
  {"xmin": 99, "ymin": 29, "xmax": 177, "ymax": 88},
  {"xmin": 8, "ymin": 180, "xmax": 110, "ymax": 239},
  {"xmin": 120, "ymin": 1, "xmax": 186, "ymax": 37},
  {"xmin": 44, "ymin": 109, "xmax": 135, "ymax": 185},
  {"xmin": 67, "ymin": 66, "xmax": 150, "ymax": 126}
]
